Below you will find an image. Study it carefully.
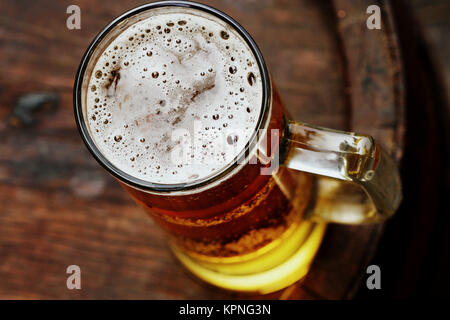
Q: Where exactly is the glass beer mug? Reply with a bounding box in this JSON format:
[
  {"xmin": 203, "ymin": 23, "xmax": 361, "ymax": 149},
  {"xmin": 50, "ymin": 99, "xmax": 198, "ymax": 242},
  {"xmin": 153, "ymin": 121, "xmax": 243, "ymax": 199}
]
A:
[{"xmin": 74, "ymin": 1, "xmax": 402, "ymax": 294}]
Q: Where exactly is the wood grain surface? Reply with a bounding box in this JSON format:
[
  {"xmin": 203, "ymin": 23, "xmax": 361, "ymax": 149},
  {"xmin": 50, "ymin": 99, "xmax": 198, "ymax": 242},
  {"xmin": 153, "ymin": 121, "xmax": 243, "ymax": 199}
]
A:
[{"xmin": 0, "ymin": 0, "xmax": 405, "ymax": 299}]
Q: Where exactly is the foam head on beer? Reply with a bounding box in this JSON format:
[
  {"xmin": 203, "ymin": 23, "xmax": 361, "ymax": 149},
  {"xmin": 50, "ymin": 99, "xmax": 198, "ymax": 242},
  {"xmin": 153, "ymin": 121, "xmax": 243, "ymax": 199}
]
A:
[{"xmin": 84, "ymin": 7, "xmax": 263, "ymax": 184}]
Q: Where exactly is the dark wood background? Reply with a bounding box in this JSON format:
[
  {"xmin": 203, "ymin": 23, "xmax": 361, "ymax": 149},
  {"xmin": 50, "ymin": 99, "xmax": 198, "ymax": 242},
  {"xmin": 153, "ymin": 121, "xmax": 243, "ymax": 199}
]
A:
[{"xmin": 0, "ymin": 0, "xmax": 448, "ymax": 299}]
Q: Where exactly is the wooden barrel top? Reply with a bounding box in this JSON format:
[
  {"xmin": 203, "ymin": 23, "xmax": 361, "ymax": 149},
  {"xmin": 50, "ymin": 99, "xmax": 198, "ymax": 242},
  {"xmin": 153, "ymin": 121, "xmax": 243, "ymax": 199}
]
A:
[{"xmin": 0, "ymin": 0, "xmax": 404, "ymax": 299}]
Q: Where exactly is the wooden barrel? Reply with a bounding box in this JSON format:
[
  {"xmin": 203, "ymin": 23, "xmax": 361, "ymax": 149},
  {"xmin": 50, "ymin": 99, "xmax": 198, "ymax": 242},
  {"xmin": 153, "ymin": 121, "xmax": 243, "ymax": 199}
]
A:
[{"xmin": 0, "ymin": 0, "xmax": 407, "ymax": 299}]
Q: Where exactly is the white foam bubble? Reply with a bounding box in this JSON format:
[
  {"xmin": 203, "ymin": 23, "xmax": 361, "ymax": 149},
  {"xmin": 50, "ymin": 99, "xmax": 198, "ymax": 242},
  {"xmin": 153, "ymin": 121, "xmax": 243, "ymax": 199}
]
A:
[{"xmin": 85, "ymin": 7, "xmax": 263, "ymax": 184}]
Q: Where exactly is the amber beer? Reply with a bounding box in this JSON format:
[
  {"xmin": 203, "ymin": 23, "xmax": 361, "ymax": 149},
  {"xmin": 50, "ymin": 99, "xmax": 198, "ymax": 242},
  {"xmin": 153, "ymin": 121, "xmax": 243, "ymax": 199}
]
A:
[
  {"xmin": 75, "ymin": 1, "xmax": 402, "ymax": 293},
  {"xmin": 78, "ymin": 3, "xmax": 316, "ymax": 261}
]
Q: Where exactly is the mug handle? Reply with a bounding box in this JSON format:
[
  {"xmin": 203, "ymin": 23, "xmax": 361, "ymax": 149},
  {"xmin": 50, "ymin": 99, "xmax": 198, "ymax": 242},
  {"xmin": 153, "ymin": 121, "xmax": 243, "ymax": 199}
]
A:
[{"xmin": 284, "ymin": 119, "xmax": 402, "ymax": 224}]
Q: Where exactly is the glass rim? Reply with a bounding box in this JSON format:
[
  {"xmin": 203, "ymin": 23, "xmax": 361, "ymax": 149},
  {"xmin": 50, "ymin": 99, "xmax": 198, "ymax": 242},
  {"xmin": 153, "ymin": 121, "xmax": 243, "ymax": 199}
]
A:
[{"xmin": 73, "ymin": 0, "xmax": 271, "ymax": 193}]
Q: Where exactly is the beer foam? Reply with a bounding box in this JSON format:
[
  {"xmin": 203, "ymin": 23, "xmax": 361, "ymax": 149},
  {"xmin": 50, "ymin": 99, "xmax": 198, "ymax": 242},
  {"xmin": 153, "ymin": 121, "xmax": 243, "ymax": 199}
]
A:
[{"xmin": 85, "ymin": 7, "xmax": 263, "ymax": 184}]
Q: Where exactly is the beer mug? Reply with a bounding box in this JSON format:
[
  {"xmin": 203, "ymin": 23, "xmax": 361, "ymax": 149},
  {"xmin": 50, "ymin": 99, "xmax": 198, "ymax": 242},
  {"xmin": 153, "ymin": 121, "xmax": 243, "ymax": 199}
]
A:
[{"xmin": 74, "ymin": 1, "xmax": 401, "ymax": 294}]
